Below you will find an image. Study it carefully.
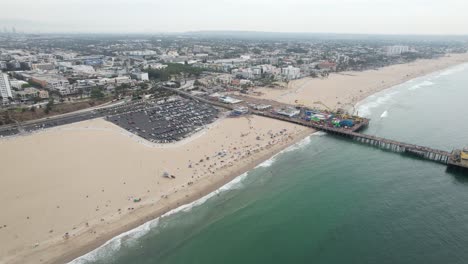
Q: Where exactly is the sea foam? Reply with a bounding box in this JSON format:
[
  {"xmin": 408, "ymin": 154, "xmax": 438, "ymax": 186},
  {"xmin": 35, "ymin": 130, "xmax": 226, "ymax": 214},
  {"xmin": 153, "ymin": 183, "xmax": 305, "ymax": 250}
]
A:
[
  {"xmin": 408, "ymin": 80, "xmax": 434, "ymax": 91},
  {"xmin": 436, "ymin": 63, "xmax": 468, "ymax": 77},
  {"xmin": 355, "ymin": 90, "xmax": 400, "ymax": 117},
  {"xmin": 255, "ymin": 132, "xmax": 318, "ymax": 168},
  {"xmin": 380, "ymin": 110, "xmax": 389, "ymax": 118}
]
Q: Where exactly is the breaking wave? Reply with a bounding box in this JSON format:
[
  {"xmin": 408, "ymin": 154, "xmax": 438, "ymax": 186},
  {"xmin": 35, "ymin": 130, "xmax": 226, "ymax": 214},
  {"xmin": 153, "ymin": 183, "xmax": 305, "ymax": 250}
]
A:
[
  {"xmin": 436, "ymin": 63, "xmax": 468, "ymax": 77},
  {"xmin": 380, "ymin": 110, "xmax": 388, "ymax": 118},
  {"xmin": 408, "ymin": 80, "xmax": 434, "ymax": 91},
  {"xmin": 355, "ymin": 90, "xmax": 399, "ymax": 117},
  {"xmin": 255, "ymin": 131, "xmax": 321, "ymax": 168}
]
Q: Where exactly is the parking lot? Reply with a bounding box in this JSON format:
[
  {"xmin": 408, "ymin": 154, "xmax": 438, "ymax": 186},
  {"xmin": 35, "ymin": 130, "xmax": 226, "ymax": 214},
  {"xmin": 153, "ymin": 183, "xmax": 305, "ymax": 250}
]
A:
[
  {"xmin": 107, "ymin": 99, "xmax": 218, "ymax": 143},
  {"xmin": 0, "ymin": 97, "xmax": 219, "ymax": 143}
]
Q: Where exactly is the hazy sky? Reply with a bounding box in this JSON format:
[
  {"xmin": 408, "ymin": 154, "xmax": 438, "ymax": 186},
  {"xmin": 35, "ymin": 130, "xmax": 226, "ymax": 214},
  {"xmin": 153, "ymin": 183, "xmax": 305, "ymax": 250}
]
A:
[{"xmin": 1, "ymin": 0, "xmax": 467, "ymax": 35}]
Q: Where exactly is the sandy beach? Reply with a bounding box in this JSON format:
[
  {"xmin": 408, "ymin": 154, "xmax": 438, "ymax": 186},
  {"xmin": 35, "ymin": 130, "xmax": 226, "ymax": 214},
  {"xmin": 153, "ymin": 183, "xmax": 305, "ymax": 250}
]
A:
[
  {"xmin": 0, "ymin": 116, "xmax": 312, "ymax": 264},
  {"xmin": 1, "ymin": 52, "xmax": 468, "ymax": 264},
  {"xmin": 252, "ymin": 53, "xmax": 468, "ymax": 111}
]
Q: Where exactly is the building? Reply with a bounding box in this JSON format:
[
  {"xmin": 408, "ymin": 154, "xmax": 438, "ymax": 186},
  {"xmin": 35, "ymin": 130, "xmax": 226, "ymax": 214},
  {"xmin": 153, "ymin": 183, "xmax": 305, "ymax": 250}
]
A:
[
  {"xmin": 71, "ymin": 65, "xmax": 95, "ymax": 74},
  {"xmin": 9, "ymin": 79, "xmax": 29, "ymax": 89},
  {"xmin": 39, "ymin": 90, "xmax": 49, "ymax": 99},
  {"xmin": 281, "ymin": 66, "xmax": 301, "ymax": 80},
  {"xmin": 386, "ymin": 45, "xmax": 410, "ymax": 56},
  {"xmin": 0, "ymin": 61, "xmax": 7, "ymax": 70},
  {"xmin": 219, "ymin": 96, "xmax": 243, "ymax": 104},
  {"xmin": 317, "ymin": 61, "xmax": 337, "ymax": 71},
  {"xmin": 97, "ymin": 76, "xmax": 132, "ymax": 86},
  {"xmin": 143, "ymin": 63, "xmax": 167, "ymax": 70},
  {"xmin": 126, "ymin": 50, "xmax": 157, "ymax": 56},
  {"xmin": 231, "ymin": 106, "xmax": 249, "ymax": 116},
  {"xmin": 15, "ymin": 87, "xmax": 40, "ymax": 101},
  {"xmin": 0, "ymin": 73, "xmax": 13, "ymax": 105},
  {"xmin": 28, "ymin": 74, "xmax": 74, "ymax": 95},
  {"xmin": 131, "ymin": 72, "xmax": 149, "ymax": 81},
  {"xmin": 276, "ymin": 107, "xmax": 300, "ymax": 117},
  {"xmin": 249, "ymin": 104, "xmax": 271, "ymax": 110},
  {"xmin": 32, "ymin": 63, "xmax": 55, "ymax": 71},
  {"xmin": 7, "ymin": 61, "xmax": 21, "ymax": 70}
]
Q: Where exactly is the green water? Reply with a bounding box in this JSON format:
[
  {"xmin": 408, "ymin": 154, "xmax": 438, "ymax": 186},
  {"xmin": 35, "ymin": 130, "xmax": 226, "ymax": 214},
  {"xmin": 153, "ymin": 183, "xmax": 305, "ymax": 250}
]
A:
[{"xmin": 72, "ymin": 63, "xmax": 468, "ymax": 264}]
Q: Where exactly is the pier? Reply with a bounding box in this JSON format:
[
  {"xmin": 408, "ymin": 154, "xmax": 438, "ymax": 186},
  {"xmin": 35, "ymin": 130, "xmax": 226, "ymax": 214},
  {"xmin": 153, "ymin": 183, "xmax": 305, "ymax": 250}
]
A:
[
  {"xmin": 163, "ymin": 86, "xmax": 467, "ymax": 171},
  {"xmin": 254, "ymin": 111, "xmax": 468, "ymax": 170}
]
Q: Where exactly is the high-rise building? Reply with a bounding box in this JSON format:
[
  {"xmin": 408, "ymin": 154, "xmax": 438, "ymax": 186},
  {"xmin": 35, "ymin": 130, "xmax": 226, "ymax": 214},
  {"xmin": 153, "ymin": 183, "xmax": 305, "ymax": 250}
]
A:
[
  {"xmin": 0, "ymin": 73, "xmax": 13, "ymax": 105},
  {"xmin": 281, "ymin": 66, "xmax": 301, "ymax": 80},
  {"xmin": 386, "ymin": 45, "xmax": 410, "ymax": 56}
]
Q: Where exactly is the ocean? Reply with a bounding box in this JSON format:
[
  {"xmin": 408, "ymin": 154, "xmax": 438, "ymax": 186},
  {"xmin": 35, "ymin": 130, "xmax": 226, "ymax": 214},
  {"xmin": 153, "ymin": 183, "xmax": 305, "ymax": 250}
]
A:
[{"xmin": 71, "ymin": 63, "xmax": 468, "ymax": 264}]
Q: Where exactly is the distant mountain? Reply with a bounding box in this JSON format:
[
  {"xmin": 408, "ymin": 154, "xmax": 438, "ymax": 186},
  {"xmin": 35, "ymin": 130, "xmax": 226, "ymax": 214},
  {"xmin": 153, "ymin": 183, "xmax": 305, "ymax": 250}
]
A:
[{"xmin": 183, "ymin": 30, "xmax": 468, "ymax": 41}]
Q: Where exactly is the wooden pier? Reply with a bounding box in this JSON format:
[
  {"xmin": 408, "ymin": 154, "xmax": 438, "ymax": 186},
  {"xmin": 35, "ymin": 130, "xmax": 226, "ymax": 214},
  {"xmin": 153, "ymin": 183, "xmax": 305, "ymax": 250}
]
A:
[
  {"xmin": 163, "ymin": 86, "xmax": 467, "ymax": 171},
  {"xmin": 255, "ymin": 111, "xmax": 468, "ymax": 170}
]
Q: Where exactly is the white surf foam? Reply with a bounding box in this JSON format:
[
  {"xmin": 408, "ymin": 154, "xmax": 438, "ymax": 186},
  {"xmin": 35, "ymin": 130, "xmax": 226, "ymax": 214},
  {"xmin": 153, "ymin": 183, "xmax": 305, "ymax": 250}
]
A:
[
  {"xmin": 408, "ymin": 80, "xmax": 434, "ymax": 91},
  {"xmin": 355, "ymin": 90, "xmax": 399, "ymax": 117},
  {"xmin": 255, "ymin": 132, "xmax": 319, "ymax": 168},
  {"xmin": 436, "ymin": 63, "xmax": 468, "ymax": 77},
  {"xmin": 380, "ymin": 110, "xmax": 388, "ymax": 118},
  {"xmin": 256, "ymin": 157, "xmax": 276, "ymax": 168},
  {"xmin": 355, "ymin": 62, "xmax": 468, "ymax": 117}
]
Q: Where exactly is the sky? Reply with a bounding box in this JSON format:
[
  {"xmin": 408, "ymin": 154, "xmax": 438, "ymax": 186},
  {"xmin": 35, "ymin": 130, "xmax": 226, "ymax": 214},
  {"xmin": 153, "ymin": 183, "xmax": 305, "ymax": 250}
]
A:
[{"xmin": 1, "ymin": 0, "xmax": 467, "ymax": 35}]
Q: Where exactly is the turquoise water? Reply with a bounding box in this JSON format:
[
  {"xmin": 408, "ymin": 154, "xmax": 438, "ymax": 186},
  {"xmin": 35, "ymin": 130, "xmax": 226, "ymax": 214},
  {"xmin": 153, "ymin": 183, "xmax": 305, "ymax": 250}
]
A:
[{"xmin": 72, "ymin": 63, "xmax": 468, "ymax": 264}]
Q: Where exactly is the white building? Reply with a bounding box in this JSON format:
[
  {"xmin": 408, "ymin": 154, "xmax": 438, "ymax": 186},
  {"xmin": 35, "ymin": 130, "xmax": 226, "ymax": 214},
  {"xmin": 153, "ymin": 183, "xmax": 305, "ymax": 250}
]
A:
[
  {"xmin": 98, "ymin": 76, "xmax": 132, "ymax": 86},
  {"xmin": 131, "ymin": 72, "xmax": 149, "ymax": 81},
  {"xmin": 281, "ymin": 66, "xmax": 301, "ymax": 80},
  {"xmin": 386, "ymin": 45, "xmax": 410, "ymax": 56},
  {"xmin": 32, "ymin": 63, "xmax": 55, "ymax": 71},
  {"xmin": 0, "ymin": 61, "xmax": 7, "ymax": 70},
  {"xmin": 9, "ymin": 80, "xmax": 29, "ymax": 89},
  {"xmin": 71, "ymin": 65, "xmax": 95, "ymax": 74},
  {"xmin": 126, "ymin": 50, "xmax": 157, "ymax": 56},
  {"xmin": 0, "ymin": 73, "xmax": 13, "ymax": 105}
]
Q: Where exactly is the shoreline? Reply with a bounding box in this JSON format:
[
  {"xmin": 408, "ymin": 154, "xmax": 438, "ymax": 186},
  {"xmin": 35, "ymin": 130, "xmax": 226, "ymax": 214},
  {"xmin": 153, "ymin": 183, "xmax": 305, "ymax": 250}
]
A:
[
  {"xmin": 1, "ymin": 115, "xmax": 313, "ymax": 264},
  {"xmin": 350, "ymin": 61, "xmax": 468, "ymax": 110},
  {"xmin": 251, "ymin": 53, "xmax": 468, "ymax": 111},
  {"xmin": 2, "ymin": 53, "xmax": 468, "ymax": 264},
  {"xmin": 45, "ymin": 126, "xmax": 315, "ymax": 264}
]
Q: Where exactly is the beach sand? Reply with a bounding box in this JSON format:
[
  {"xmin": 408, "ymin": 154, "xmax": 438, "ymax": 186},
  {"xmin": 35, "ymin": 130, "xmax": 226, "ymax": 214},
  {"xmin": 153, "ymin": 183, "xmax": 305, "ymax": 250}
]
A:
[
  {"xmin": 1, "ymin": 52, "xmax": 468, "ymax": 264},
  {"xmin": 0, "ymin": 116, "xmax": 312, "ymax": 264},
  {"xmin": 252, "ymin": 53, "xmax": 468, "ymax": 111}
]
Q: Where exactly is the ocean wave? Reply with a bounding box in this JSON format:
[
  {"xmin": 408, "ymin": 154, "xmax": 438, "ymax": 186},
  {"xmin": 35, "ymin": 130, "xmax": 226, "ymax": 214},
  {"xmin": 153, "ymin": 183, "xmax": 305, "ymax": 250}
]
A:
[
  {"xmin": 68, "ymin": 218, "xmax": 159, "ymax": 264},
  {"xmin": 380, "ymin": 110, "xmax": 388, "ymax": 118},
  {"xmin": 355, "ymin": 90, "xmax": 399, "ymax": 117},
  {"xmin": 408, "ymin": 80, "xmax": 434, "ymax": 91},
  {"xmin": 436, "ymin": 63, "xmax": 468, "ymax": 77},
  {"xmin": 256, "ymin": 157, "xmax": 276, "ymax": 168},
  {"xmin": 255, "ymin": 132, "xmax": 318, "ymax": 168}
]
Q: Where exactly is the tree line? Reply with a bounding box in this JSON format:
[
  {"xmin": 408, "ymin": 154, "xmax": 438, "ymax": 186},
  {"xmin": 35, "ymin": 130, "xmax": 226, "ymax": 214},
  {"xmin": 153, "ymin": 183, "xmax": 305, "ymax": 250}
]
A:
[{"xmin": 144, "ymin": 63, "xmax": 203, "ymax": 81}]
